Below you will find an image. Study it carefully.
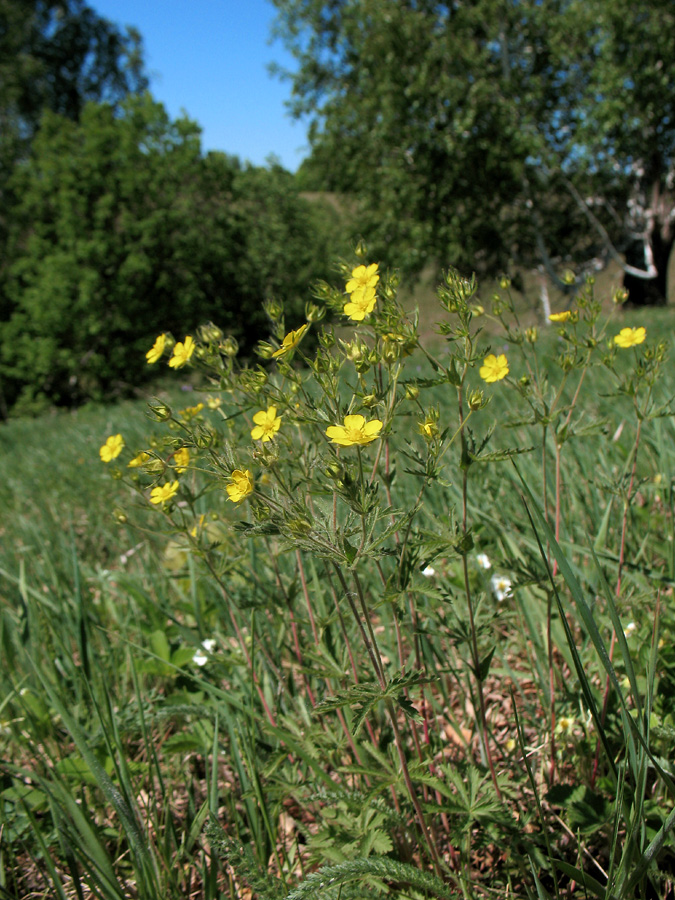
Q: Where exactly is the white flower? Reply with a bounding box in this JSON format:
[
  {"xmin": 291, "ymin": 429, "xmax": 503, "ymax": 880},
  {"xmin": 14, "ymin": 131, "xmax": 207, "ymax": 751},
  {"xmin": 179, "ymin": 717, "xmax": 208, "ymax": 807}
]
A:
[
  {"xmin": 193, "ymin": 638, "xmax": 217, "ymax": 666},
  {"xmin": 623, "ymin": 621, "xmax": 637, "ymax": 639},
  {"xmin": 555, "ymin": 715, "xmax": 576, "ymax": 737},
  {"xmin": 476, "ymin": 553, "xmax": 492, "ymax": 570},
  {"xmin": 421, "ymin": 565, "xmax": 436, "ymax": 578},
  {"xmin": 491, "ymin": 574, "xmax": 512, "ymax": 602}
]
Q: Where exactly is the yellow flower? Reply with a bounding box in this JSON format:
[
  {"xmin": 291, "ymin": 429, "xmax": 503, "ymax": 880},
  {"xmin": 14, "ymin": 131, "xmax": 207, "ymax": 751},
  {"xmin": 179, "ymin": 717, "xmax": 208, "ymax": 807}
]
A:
[
  {"xmin": 173, "ymin": 448, "xmax": 190, "ymax": 473},
  {"xmin": 251, "ymin": 406, "xmax": 282, "ymax": 442},
  {"xmin": 346, "ymin": 263, "xmax": 379, "ymax": 296},
  {"xmin": 169, "ymin": 335, "xmax": 195, "ymax": 368},
  {"xmin": 614, "ymin": 326, "xmax": 646, "ymax": 348},
  {"xmin": 179, "ymin": 402, "xmax": 204, "ymax": 420},
  {"xmin": 326, "ymin": 414, "xmax": 383, "ymax": 446},
  {"xmin": 128, "ymin": 451, "xmax": 150, "ymax": 468},
  {"xmin": 344, "ymin": 288, "xmax": 377, "ymax": 322},
  {"xmin": 226, "ymin": 469, "xmax": 254, "ymax": 503},
  {"xmin": 479, "ymin": 353, "xmax": 509, "ymax": 383},
  {"xmin": 272, "ymin": 324, "xmax": 309, "ymax": 358},
  {"xmin": 146, "ymin": 334, "xmax": 166, "ymax": 364},
  {"xmin": 150, "ymin": 481, "xmax": 179, "ymax": 505},
  {"xmin": 418, "ymin": 418, "xmax": 437, "ymax": 438},
  {"xmin": 549, "ymin": 310, "xmax": 572, "ymax": 323},
  {"xmin": 100, "ymin": 434, "xmax": 124, "ymax": 463}
]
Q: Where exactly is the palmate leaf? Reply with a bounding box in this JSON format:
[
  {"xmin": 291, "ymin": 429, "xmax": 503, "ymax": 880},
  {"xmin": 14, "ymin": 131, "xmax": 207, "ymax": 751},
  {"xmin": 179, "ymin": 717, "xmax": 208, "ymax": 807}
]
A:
[{"xmin": 313, "ymin": 671, "xmax": 433, "ymax": 735}]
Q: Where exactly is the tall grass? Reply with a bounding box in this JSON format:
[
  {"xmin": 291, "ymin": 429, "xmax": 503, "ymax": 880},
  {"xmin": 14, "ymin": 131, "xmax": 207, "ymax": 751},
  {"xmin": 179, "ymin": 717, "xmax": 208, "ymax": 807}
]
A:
[{"xmin": 1, "ymin": 271, "xmax": 675, "ymax": 899}]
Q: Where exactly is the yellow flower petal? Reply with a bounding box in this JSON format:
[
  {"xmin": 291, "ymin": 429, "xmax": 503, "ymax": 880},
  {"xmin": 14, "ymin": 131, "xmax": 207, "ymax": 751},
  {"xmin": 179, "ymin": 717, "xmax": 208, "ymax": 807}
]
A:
[
  {"xmin": 614, "ymin": 326, "xmax": 646, "ymax": 348},
  {"xmin": 479, "ymin": 353, "xmax": 509, "ymax": 383},
  {"xmin": 150, "ymin": 481, "xmax": 179, "ymax": 505},
  {"xmin": 326, "ymin": 414, "xmax": 383, "ymax": 446},
  {"xmin": 146, "ymin": 334, "xmax": 166, "ymax": 364},
  {"xmin": 272, "ymin": 324, "xmax": 309, "ymax": 358},
  {"xmin": 226, "ymin": 469, "xmax": 254, "ymax": 502},
  {"xmin": 169, "ymin": 335, "xmax": 195, "ymax": 369},
  {"xmin": 99, "ymin": 434, "xmax": 124, "ymax": 463}
]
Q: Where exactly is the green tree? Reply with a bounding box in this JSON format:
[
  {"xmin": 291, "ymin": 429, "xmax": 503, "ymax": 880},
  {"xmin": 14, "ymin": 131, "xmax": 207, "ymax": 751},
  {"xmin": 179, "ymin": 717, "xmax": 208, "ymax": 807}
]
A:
[
  {"xmin": 0, "ymin": 0, "xmax": 147, "ymax": 311},
  {"xmin": 0, "ymin": 98, "xmax": 342, "ymax": 415},
  {"xmin": 272, "ymin": 0, "xmax": 674, "ymax": 303},
  {"xmin": 0, "ymin": 96, "xmax": 227, "ymax": 413},
  {"xmin": 0, "ymin": 0, "xmax": 146, "ymax": 142}
]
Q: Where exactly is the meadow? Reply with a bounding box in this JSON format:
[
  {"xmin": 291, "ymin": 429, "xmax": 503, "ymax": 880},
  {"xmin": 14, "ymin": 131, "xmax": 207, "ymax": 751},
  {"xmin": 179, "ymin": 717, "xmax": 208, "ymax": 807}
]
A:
[{"xmin": 1, "ymin": 265, "xmax": 675, "ymax": 900}]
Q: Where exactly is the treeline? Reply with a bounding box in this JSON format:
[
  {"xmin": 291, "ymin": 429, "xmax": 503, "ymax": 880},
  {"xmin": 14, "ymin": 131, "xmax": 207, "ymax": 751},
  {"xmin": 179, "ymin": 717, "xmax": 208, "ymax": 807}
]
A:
[
  {"xmin": 0, "ymin": 1, "xmax": 344, "ymax": 416},
  {"xmin": 3, "ymin": 0, "xmax": 674, "ymax": 414},
  {"xmin": 275, "ymin": 0, "xmax": 675, "ymax": 308}
]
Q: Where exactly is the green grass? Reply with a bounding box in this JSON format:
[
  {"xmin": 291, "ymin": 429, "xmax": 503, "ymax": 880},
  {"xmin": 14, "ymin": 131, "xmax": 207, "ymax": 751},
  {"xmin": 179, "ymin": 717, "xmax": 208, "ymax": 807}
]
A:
[{"xmin": 2, "ymin": 294, "xmax": 675, "ymax": 899}]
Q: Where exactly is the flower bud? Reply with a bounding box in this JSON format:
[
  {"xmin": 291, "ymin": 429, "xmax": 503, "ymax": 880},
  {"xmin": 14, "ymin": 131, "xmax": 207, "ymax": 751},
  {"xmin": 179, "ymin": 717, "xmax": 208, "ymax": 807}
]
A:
[
  {"xmin": 263, "ymin": 298, "xmax": 284, "ymax": 321},
  {"xmin": 382, "ymin": 342, "xmax": 400, "ymax": 363},
  {"xmin": 405, "ymin": 383, "xmax": 420, "ymax": 400},
  {"xmin": 418, "ymin": 418, "xmax": 438, "ymax": 438},
  {"xmin": 468, "ymin": 389, "xmax": 486, "ymax": 411},
  {"xmin": 525, "ymin": 327, "xmax": 538, "ymax": 343},
  {"xmin": 318, "ymin": 331, "xmax": 335, "ymax": 349},
  {"xmin": 361, "ymin": 393, "xmax": 379, "ymax": 408},
  {"xmin": 355, "ymin": 239, "xmax": 368, "ymax": 259},
  {"xmin": 220, "ymin": 336, "xmax": 239, "ymax": 357},
  {"xmin": 340, "ymin": 339, "xmax": 365, "ymax": 363},
  {"xmin": 613, "ymin": 287, "xmax": 629, "ymax": 305},
  {"xmin": 113, "ymin": 508, "xmax": 128, "ymax": 524},
  {"xmin": 562, "ymin": 269, "xmax": 575, "ymax": 285},
  {"xmin": 325, "ymin": 462, "xmax": 343, "ymax": 480},
  {"xmin": 149, "ymin": 402, "xmax": 172, "ymax": 422},
  {"xmin": 305, "ymin": 301, "xmax": 325, "ymax": 322},
  {"xmin": 255, "ymin": 341, "xmax": 275, "ymax": 359},
  {"xmin": 499, "ymin": 276, "xmax": 511, "ymax": 290},
  {"xmin": 199, "ymin": 322, "xmax": 224, "ymax": 343},
  {"xmin": 470, "ymin": 304, "xmax": 485, "ymax": 318}
]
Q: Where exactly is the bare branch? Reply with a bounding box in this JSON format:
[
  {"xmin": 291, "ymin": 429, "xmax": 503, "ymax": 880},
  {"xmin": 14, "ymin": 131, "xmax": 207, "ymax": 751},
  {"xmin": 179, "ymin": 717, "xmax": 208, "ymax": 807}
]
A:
[{"xmin": 563, "ymin": 177, "xmax": 657, "ymax": 280}]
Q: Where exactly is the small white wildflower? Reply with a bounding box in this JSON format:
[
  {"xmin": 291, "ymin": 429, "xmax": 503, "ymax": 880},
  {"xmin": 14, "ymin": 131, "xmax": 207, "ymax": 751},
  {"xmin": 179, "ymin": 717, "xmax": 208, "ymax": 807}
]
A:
[
  {"xmin": 623, "ymin": 621, "xmax": 637, "ymax": 639},
  {"xmin": 476, "ymin": 553, "xmax": 492, "ymax": 570},
  {"xmin": 555, "ymin": 715, "xmax": 576, "ymax": 737},
  {"xmin": 193, "ymin": 638, "xmax": 217, "ymax": 666},
  {"xmin": 491, "ymin": 574, "xmax": 512, "ymax": 602},
  {"xmin": 421, "ymin": 565, "xmax": 436, "ymax": 578}
]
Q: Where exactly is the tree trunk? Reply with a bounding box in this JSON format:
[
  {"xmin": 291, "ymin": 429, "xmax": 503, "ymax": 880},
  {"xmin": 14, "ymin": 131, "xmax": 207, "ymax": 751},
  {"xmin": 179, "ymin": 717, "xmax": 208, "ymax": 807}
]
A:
[{"xmin": 623, "ymin": 229, "xmax": 673, "ymax": 307}]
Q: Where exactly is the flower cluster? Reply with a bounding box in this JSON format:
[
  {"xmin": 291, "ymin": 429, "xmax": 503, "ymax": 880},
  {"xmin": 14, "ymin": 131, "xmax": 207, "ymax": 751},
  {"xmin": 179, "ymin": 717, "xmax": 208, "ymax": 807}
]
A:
[
  {"xmin": 344, "ymin": 263, "xmax": 379, "ymax": 321},
  {"xmin": 145, "ymin": 333, "xmax": 195, "ymax": 368}
]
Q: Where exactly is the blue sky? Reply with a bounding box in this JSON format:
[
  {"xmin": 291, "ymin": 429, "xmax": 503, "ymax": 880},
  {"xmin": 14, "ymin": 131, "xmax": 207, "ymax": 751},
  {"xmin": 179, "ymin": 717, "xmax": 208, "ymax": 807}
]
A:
[{"xmin": 90, "ymin": 0, "xmax": 309, "ymax": 171}]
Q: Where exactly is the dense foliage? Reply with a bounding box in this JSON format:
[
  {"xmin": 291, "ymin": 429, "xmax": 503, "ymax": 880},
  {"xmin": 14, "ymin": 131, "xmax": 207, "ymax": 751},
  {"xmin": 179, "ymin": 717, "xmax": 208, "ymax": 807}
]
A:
[
  {"xmin": 274, "ymin": 0, "xmax": 675, "ymax": 302},
  {"xmin": 0, "ymin": 95, "xmax": 341, "ymax": 415},
  {"xmin": 0, "ymin": 1, "xmax": 344, "ymax": 417}
]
